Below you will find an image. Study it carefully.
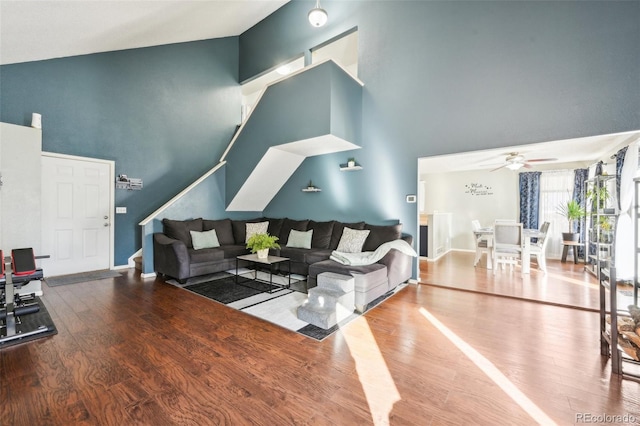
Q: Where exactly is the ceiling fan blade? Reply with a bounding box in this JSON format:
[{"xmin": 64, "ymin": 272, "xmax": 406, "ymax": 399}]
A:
[
  {"xmin": 526, "ymin": 158, "xmax": 558, "ymax": 163},
  {"xmin": 490, "ymin": 164, "xmax": 508, "ymax": 172},
  {"xmin": 523, "ymin": 163, "xmax": 532, "ymax": 169}
]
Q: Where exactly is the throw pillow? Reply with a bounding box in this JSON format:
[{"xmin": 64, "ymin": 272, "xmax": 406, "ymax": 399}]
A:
[
  {"xmin": 190, "ymin": 229, "xmax": 220, "ymax": 250},
  {"xmin": 287, "ymin": 229, "xmax": 313, "ymax": 249},
  {"xmin": 336, "ymin": 227, "xmax": 370, "ymax": 253},
  {"xmin": 245, "ymin": 221, "xmax": 269, "ymax": 243}
]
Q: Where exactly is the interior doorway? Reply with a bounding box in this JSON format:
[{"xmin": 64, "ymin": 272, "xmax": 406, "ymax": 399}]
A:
[{"xmin": 40, "ymin": 153, "xmax": 114, "ymax": 276}]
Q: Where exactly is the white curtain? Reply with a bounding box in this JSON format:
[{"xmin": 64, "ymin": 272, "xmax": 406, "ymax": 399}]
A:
[
  {"xmin": 539, "ymin": 170, "xmax": 574, "ymax": 259},
  {"xmin": 615, "ymin": 141, "xmax": 638, "ymax": 280}
]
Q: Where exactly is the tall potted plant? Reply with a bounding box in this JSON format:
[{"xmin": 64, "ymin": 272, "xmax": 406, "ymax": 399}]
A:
[{"xmin": 556, "ymin": 199, "xmax": 586, "ymax": 242}]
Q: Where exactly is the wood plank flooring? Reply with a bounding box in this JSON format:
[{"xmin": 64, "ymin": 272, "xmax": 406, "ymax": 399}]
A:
[{"xmin": 2, "ymin": 257, "xmax": 639, "ymax": 425}]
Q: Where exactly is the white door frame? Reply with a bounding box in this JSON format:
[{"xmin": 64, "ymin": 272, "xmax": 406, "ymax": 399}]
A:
[{"xmin": 41, "ymin": 151, "xmax": 115, "ymax": 271}]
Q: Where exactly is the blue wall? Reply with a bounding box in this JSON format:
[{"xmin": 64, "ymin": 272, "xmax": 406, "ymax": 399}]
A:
[
  {"xmin": 242, "ymin": 0, "xmax": 640, "ymax": 265},
  {"xmin": 0, "ymin": 38, "xmax": 240, "ymax": 265}
]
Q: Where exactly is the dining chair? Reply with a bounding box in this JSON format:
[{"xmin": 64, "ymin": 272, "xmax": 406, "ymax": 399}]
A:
[
  {"xmin": 493, "ymin": 222, "xmax": 523, "ymax": 274},
  {"xmin": 471, "ymin": 220, "xmax": 490, "ymax": 267},
  {"xmin": 529, "ymin": 221, "xmax": 550, "ymax": 273}
]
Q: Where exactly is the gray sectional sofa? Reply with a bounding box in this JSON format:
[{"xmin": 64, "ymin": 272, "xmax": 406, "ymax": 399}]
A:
[{"xmin": 153, "ymin": 217, "xmax": 414, "ymax": 307}]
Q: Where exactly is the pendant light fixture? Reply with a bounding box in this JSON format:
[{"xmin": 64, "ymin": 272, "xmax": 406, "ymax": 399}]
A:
[{"xmin": 308, "ymin": 0, "xmax": 328, "ymax": 27}]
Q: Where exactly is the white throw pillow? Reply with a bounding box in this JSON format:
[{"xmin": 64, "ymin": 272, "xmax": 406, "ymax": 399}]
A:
[
  {"xmin": 336, "ymin": 227, "xmax": 370, "ymax": 253},
  {"xmin": 190, "ymin": 229, "xmax": 220, "ymax": 250},
  {"xmin": 245, "ymin": 221, "xmax": 269, "ymax": 242},
  {"xmin": 287, "ymin": 229, "xmax": 313, "ymax": 249}
]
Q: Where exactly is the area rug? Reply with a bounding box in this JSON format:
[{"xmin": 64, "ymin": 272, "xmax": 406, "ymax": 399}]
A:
[
  {"xmin": 0, "ymin": 297, "xmax": 58, "ymax": 348},
  {"xmin": 181, "ymin": 272, "xmax": 407, "ymax": 341},
  {"xmin": 44, "ymin": 269, "xmax": 122, "ymax": 287}
]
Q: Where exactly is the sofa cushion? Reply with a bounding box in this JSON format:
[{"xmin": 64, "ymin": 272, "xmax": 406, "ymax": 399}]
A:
[
  {"xmin": 308, "ymin": 220, "xmax": 335, "ymax": 249},
  {"xmin": 279, "ymin": 247, "xmax": 309, "ymax": 263},
  {"xmin": 336, "ymin": 228, "xmax": 370, "ymax": 253},
  {"xmin": 202, "ymin": 219, "xmax": 234, "ymax": 246},
  {"xmin": 305, "ymin": 249, "xmax": 332, "ymax": 265},
  {"xmin": 190, "ymin": 229, "xmax": 220, "ymax": 250},
  {"xmin": 308, "ymin": 259, "xmax": 387, "ymax": 285},
  {"xmin": 163, "ymin": 218, "xmax": 203, "ymax": 248},
  {"xmin": 245, "ymin": 221, "xmax": 269, "ymax": 242},
  {"xmin": 287, "ymin": 229, "xmax": 313, "ymax": 249},
  {"xmin": 265, "ymin": 217, "xmax": 284, "ymax": 238},
  {"xmin": 220, "ymin": 244, "xmax": 251, "ymax": 259},
  {"xmin": 231, "ymin": 218, "xmax": 263, "ymax": 244},
  {"xmin": 362, "ymin": 223, "xmax": 403, "ymax": 252},
  {"xmin": 188, "ymin": 247, "xmax": 225, "ymax": 263},
  {"xmin": 330, "ymin": 221, "xmax": 365, "ymax": 250},
  {"xmin": 279, "ymin": 218, "xmax": 309, "ymax": 246}
]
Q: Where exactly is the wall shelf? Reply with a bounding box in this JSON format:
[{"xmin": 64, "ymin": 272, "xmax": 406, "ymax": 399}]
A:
[
  {"xmin": 340, "ymin": 164, "xmax": 362, "ymax": 172},
  {"xmin": 302, "ymin": 187, "xmax": 322, "ymax": 192}
]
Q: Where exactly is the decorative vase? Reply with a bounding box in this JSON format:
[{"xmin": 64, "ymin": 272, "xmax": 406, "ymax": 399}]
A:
[
  {"xmin": 257, "ymin": 249, "xmax": 269, "ymax": 259},
  {"xmin": 562, "ymin": 232, "xmax": 579, "ymax": 243}
]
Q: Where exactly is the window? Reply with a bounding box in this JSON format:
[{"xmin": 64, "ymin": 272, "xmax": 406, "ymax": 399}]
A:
[{"xmin": 538, "ymin": 170, "xmax": 574, "ymax": 259}]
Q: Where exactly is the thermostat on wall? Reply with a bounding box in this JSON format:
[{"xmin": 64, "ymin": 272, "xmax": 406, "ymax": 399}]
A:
[{"xmin": 406, "ymin": 194, "xmax": 417, "ymax": 203}]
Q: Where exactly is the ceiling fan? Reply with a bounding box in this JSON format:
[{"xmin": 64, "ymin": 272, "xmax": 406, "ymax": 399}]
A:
[{"xmin": 490, "ymin": 152, "xmax": 557, "ymax": 171}]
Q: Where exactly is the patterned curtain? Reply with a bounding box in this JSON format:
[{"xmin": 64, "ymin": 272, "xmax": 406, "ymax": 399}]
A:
[
  {"xmin": 573, "ymin": 168, "xmax": 588, "ymax": 258},
  {"xmin": 519, "ymin": 172, "xmax": 541, "ymax": 230},
  {"xmin": 589, "ymin": 161, "xmax": 604, "ymax": 260}
]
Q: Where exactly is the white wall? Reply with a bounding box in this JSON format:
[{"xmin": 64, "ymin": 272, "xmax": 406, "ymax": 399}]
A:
[
  {"xmin": 421, "ymin": 169, "xmax": 519, "ymax": 250},
  {"xmin": 0, "ymin": 122, "xmax": 42, "ymax": 253}
]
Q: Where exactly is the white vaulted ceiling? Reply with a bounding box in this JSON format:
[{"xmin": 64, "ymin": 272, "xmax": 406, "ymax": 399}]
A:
[{"xmin": 0, "ymin": 0, "xmax": 290, "ymax": 65}]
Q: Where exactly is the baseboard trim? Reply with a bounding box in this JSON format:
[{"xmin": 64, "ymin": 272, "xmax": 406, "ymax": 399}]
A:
[
  {"xmin": 141, "ymin": 272, "xmax": 157, "ymax": 279},
  {"xmin": 112, "ymin": 265, "xmax": 131, "ymax": 271}
]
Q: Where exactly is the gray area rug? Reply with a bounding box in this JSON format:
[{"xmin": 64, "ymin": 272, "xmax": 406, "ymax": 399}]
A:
[
  {"xmin": 44, "ymin": 269, "xmax": 122, "ymax": 287},
  {"xmin": 179, "ymin": 271, "xmax": 407, "ymax": 341}
]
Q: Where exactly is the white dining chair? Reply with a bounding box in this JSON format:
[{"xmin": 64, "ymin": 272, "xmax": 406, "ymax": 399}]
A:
[
  {"xmin": 529, "ymin": 221, "xmax": 550, "ymax": 273},
  {"xmin": 471, "ymin": 220, "xmax": 490, "ymax": 267},
  {"xmin": 493, "ymin": 222, "xmax": 523, "ymax": 274}
]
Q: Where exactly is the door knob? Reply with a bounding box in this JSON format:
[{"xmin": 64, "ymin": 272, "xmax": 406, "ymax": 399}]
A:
[
  {"xmin": 104, "ymin": 223, "xmax": 109, "ymax": 227},
  {"xmin": 104, "ymin": 215, "xmax": 109, "ymax": 220}
]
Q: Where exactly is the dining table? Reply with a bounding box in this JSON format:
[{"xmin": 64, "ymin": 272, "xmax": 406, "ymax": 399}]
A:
[{"xmin": 473, "ymin": 227, "xmax": 544, "ymax": 274}]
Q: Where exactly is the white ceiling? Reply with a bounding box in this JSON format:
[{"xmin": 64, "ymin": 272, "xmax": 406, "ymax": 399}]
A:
[
  {"xmin": 419, "ymin": 131, "xmax": 640, "ymax": 175},
  {"xmin": 0, "ymin": 0, "xmax": 290, "ymax": 65}
]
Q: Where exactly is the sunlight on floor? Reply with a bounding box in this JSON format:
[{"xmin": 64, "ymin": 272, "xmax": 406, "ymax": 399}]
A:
[
  {"xmin": 343, "ymin": 318, "xmax": 401, "ymax": 426},
  {"xmin": 419, "ymin": 307, "xmax": 558, "ymax": 426},
  {"xmin": 545, "ymin": 271, "xmax": 599, "ymax": 289}
]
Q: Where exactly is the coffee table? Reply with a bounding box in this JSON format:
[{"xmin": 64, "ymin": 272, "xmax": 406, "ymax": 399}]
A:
[{"xmin": 235, "ymin": 253, "xmax": 291, "ymax": 293}]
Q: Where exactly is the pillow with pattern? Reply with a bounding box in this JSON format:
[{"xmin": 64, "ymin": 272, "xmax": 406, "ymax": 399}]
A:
[
  {"xmin": 245, "ymin": 221, "xmax": 269, "ymax": 243},
  {"xmin": 336, "ymin": 227, "xmax": 370, "ymax": 253}
]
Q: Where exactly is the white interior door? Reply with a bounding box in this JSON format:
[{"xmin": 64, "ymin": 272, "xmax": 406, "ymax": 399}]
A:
[{"xmin": 41, "ymin": 155, "xmax": 112, "ymax": 276}]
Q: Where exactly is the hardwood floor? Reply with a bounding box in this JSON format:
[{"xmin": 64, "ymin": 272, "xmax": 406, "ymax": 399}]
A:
[
  {"xmin": 2, "ymin": 259, "xmax": 639, "ymax": 425},
  {"xmin": 420, "ymin": 251, "xmax": 602, "ymax": 311}
]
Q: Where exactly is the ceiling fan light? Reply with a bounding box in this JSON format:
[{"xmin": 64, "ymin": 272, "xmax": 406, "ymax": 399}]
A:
[
  {"xmin": 308, "ymin": 1, "xmax": 328, "ymax": 27},
  {"xmin": 506, "ymin": 162, "xmax": 524, "ymax": 171}
]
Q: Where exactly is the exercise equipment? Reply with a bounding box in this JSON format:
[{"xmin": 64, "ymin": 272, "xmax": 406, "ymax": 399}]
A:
[{"xmin": 1, "ymin": 248, "xmax": 49, "ymax": 344}]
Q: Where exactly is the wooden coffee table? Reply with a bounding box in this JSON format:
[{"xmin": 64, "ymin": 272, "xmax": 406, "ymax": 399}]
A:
[{"xmin": 235, "ymin": 253, "xmax": 291, "ymax": 293}]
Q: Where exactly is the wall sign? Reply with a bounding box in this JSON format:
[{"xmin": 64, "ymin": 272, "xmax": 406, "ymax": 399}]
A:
[{"xmin": 464, "ymin": 182, "xmax": 493, "ymax": 196}]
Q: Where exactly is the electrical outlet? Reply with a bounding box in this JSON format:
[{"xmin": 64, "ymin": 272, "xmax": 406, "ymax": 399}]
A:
[{"xmin": 116, "ymin": 207, "xmax": 127, "ymax": 214}]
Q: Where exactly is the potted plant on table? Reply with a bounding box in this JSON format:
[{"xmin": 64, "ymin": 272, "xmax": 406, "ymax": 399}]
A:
[
  {"xmin": 246, "ymin": 233, "xmax": 280, "ymax": 259},
  {"xmin": 556, "ymin": 199, "xmax": 586, "ymax": 242}
]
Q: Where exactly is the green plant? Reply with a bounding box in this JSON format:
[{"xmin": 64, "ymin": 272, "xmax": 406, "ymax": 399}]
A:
[
  {"xmin": 246, "ymin": 233, "xmax": 280, "ymax": 253},
  {"xmin": 556, "ymin": 199, "xmax": 586, "ymax": 232},
  {"xmin": 586, "ymin": 184, "xmax": 611, "ymax": 210}
]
